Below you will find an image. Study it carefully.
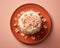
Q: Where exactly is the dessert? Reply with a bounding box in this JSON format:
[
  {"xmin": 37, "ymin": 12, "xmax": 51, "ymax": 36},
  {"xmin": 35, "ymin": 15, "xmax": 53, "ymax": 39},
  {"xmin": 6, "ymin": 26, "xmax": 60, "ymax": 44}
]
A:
[
  {"xmin": 18, "ymin": 10, "xmax": 42, "ymax": 34},
  {"xmin": 10, "ymin": 3, "xmax": 51, "ymax": 44}
]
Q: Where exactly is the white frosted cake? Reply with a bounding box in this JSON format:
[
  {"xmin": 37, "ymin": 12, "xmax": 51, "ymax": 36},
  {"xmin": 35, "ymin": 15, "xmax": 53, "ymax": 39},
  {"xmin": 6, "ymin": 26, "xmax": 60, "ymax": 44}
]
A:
[{"xmin": 18, "ymin": 10, "xmax": 42, "ymax": 34}]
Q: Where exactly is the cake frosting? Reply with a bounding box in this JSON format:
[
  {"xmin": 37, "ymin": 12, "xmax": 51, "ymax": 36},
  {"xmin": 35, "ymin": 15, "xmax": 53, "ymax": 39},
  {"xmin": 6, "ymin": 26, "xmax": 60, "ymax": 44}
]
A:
[{"xmin": 18, "ymin": 10, "xmax": 42, "ymax": 34}]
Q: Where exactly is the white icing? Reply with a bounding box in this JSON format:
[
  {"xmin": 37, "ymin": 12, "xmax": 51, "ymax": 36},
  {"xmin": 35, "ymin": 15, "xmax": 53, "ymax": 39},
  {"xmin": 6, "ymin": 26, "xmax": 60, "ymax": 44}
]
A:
[
  {"xmin": 20, "ymin": 33, "xmax": 25, "ymax": 36},
  {"xmin": 42, "ymin": 18, "xmax": 46, "ymax": 22},
  {"xmin": 13, "ymin": 23, "xmax": 17, "ymax": 26},
  {"xmin": 15, "ymin": 28, "xmax": 19, "ymax": 33},
  {"xmin": 31, "ymin": 36, "xmax": 35, "ymax": 40},
  {"xmin": 24, "ymin": 36, "xmax": 28, "ymax": 39},
  {"xmin": 43, "ymin": 25, "xmax": 47, "ymax": 29}
]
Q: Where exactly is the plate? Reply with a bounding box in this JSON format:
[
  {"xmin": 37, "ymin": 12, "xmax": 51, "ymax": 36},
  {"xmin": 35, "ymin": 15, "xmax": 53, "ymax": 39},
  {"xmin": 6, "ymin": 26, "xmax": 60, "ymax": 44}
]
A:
[{"xmin": 10, "ymin": 3, "xmax": 51, "ymax": 44}]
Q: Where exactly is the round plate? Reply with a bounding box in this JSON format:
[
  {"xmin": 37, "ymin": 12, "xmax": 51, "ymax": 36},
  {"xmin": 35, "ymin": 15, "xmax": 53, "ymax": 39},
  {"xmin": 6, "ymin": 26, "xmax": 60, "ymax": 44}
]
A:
[{"xmin": 10, "ymin": 3, "xmax": 51, "ymax": 44}]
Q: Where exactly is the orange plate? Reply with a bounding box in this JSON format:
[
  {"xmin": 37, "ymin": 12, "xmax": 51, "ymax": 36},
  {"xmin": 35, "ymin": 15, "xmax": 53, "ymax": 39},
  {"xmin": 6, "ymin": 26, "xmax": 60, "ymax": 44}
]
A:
[{"xmin": 10, "ymin": 3, "xmax": 51, "ymax": 44}]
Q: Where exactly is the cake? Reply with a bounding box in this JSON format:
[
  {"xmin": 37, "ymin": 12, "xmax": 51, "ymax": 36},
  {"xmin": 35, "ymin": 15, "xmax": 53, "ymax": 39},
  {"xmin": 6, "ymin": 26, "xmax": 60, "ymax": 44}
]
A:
[{"xmin": 18, "ymin": 10, "xmax": 42, "ymax": 34}]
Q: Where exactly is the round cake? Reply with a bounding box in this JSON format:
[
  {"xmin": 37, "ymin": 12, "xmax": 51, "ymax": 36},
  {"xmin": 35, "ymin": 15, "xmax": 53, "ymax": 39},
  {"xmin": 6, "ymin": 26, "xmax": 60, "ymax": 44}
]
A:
[{"xmin": 18, "ymin": 10, "xmax": 42, "ymax": 34}]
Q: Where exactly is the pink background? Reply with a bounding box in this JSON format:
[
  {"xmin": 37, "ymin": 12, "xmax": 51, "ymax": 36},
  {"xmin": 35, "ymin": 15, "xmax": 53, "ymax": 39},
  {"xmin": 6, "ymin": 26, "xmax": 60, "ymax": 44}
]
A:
[{"xmin": 0, "ymin": 0, "xmax": 60, "ymax": 48}]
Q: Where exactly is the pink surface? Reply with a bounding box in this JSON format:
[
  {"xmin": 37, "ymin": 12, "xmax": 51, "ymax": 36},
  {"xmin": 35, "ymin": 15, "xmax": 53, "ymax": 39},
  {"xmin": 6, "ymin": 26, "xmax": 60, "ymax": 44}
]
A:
[{"xmin": 0, "ymin": 0, "xmax": 60, "ymax": 48}]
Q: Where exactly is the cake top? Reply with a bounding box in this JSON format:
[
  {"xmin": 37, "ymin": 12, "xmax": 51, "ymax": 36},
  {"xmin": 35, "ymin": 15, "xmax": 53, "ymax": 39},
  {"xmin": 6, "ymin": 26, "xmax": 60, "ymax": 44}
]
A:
[{"xmin": 18, "ymin": 10, "xmax": 42, "ymax": 34}]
